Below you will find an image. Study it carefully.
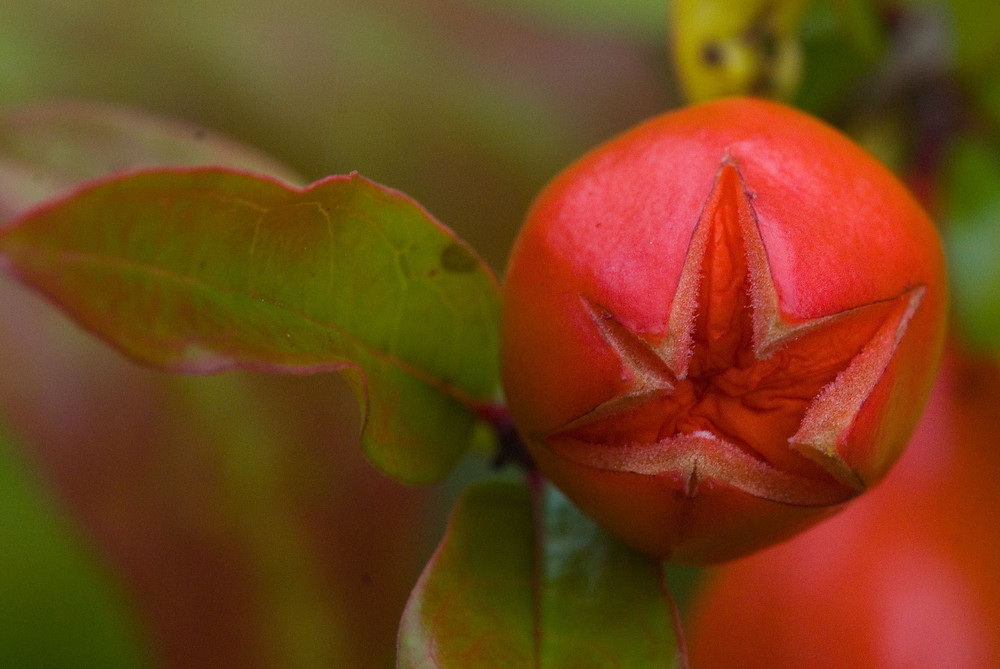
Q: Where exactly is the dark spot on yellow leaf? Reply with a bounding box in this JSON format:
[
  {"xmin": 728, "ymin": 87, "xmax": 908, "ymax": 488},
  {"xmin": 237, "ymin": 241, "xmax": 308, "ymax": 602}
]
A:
[{"xmin": 701, "ymin": 42, "xmax": 724, "ymax": 66}]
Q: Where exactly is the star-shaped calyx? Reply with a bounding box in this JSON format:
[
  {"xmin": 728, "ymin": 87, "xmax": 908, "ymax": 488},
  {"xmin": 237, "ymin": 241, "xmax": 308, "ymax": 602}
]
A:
[{"xmin": 545, "ymin": 161, "xmax": 925, "ymax": 506}]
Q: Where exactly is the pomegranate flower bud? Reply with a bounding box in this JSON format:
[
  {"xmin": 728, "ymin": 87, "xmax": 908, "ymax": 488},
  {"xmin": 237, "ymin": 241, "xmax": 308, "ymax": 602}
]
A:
[{"xmin": 500, "ymin": 97, "xmax": 947, "ymax": 563}]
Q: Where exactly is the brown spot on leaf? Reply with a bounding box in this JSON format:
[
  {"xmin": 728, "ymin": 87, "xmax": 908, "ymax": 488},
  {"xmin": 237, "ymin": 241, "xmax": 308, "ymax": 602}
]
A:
[
  {"xmin": 440, "ymin": 243, "xmax": 478, "ymax": 273},
  {"xmin": 701, "ymin": 42, "xmax": 724, "ymax": 66}
]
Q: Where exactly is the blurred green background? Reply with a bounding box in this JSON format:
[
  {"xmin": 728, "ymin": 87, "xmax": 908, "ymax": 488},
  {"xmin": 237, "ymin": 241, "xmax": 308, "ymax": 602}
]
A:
[
  {"xmin": 2, "ymin": 0, "xmax": 1000, "ymax": 667},
  {"xmin": 0, "ymin": 0, "xmax": 680, "ymax": 271}
]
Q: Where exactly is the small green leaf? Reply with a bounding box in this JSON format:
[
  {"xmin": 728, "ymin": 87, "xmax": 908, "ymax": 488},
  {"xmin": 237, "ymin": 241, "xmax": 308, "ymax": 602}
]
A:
[
  {"xmin": 942, "ymin": 136, "xmax": 1000, "ymax": 358},
  {"xmin": 398, "ymin": 479, "xmax": 679, "ymax": 668},
  {"xmin": 0, "ymin": 169, "xmax": 501, "ymax": 483},
  {"xmin": 0, "ymin": 100, "xmax": 303, "ymax": 221}
]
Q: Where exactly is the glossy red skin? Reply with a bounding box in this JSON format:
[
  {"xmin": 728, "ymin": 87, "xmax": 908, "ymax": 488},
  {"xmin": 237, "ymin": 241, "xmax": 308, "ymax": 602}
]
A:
[
  {"xmin": 500, "ymin": 97, "xmax": 947, "ymax": 563},
  {"xmin": 687, "ymin": 353, "xmax": 1000, "ymax": 667}
]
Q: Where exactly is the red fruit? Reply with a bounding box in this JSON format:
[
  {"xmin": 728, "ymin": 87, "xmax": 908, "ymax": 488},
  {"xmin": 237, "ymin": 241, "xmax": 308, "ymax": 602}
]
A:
[
  {"xmin": 687, "ymin": 353, "xmax": 1000, "ymax": 667},
  {"xmin": 500, "ymin": 97, "xmax": 947, "ymax": 563}
]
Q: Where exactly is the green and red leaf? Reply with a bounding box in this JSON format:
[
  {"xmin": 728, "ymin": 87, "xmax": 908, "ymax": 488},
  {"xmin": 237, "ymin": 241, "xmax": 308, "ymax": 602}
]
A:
[
  {"xmin": 398, "ymin": 479, "xmax": 680, "ymax": 668},
  {"xmin": 0, "ymin": 168, "xmax": 501, "ymax": 483}
]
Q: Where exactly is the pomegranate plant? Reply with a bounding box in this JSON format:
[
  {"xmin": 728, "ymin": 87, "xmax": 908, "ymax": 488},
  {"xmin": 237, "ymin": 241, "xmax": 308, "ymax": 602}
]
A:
[{"xmin": 1, "ymin": 1, "xmax": 999, "ymax": 667}]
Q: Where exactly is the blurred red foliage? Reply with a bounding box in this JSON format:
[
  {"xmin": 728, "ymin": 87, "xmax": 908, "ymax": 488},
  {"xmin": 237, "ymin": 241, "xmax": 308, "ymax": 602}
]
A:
[{"xmin": 687, "ymin": 348, "xmax": 1000, "ymax": 667}]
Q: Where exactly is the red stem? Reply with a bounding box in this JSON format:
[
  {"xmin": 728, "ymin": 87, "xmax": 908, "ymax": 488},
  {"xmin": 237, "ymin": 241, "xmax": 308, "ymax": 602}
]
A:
[{"xmin": 660, "ymin": 566, "xmax": 690, "ymax": 669}]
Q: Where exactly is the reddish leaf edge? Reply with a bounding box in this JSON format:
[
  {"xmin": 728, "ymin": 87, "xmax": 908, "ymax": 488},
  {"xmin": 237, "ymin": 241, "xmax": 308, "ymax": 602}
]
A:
[
  {"xmin": 398, "ymin": 475, "xmax": 688, "ymax": 668},
  {"xmin": 397, "ymin": 479, "xmax": 532, "ymax": 668},
  {"xmin": 0, "ymin": 165, "xmax": 507, "ymax": 471}
]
